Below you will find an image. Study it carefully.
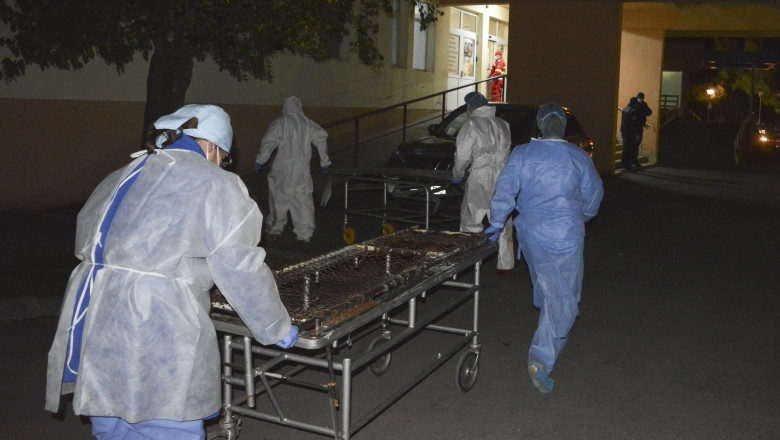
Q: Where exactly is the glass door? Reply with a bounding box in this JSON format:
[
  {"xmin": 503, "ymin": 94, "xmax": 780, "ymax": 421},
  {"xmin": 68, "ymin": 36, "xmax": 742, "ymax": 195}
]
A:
[{"xmin": 447, "ymin": 8, "xmax": 478, "ymax": 110}]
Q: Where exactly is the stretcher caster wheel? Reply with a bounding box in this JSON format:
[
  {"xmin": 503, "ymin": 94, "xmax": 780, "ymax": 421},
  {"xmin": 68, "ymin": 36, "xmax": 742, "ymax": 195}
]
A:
[
  {"xmin": 382, "ymin": 222, "xmax": 395, "ymax": 236},
  {"xmin": 207, "ymin": 415, "xmax": 241, "ymax": 440},
  {"xmin": 343, "ymin": 226, "xmax": 356, "ymax": 245},
  {"xmin": 455, "ymin": 350, "xmax": 479, "ymax": 392},
  {"xmin": 367, "ymin": 334, "xmax": 392, "ymax": 376}
]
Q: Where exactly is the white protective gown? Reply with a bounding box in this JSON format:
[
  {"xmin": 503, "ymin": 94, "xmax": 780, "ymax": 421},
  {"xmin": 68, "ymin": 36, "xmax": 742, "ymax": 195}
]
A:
[
  {"xmin": 256, "ymin": 96, "xmax": 331, "ymax": 241},
  {"xmin": 45, "ymin": 141, "xmax": 291, "ymax": 423},
  {"xmin": 489, "ymin": 138, "xmax": 603, "ymax": 374},
  {"xmin": 452, "ymin": 105, "xmax": 514, "ymax": 270}
]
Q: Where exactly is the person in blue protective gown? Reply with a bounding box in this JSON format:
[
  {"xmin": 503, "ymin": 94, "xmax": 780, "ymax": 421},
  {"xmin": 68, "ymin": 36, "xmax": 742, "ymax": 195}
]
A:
[
  {"xmin": 484, "ymin": 102, "xmax": 603, "ymax": 393},
  {"xmin": 45, "ymin": 104, "xmax": 299, "ymax": 439},
  {"xmin": 452, "ymin": 91, "xmax": 514, "ymax": 273}
]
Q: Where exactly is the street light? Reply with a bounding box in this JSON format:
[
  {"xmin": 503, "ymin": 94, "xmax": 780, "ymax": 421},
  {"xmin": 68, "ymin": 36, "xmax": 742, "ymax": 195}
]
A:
[{"xmin": 706, "ymin": 88, "xmax": 715, "ymax": 121}]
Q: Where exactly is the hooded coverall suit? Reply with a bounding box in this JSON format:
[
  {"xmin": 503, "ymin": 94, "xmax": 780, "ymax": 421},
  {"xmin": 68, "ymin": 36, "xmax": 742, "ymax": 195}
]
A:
[
  {"xmin": 453, "ymin": 105, "xmax": 514, "ymax": 271},
  {"xmin": 256, "ymin": 96, "xmax": 331, "ymax": 241}
]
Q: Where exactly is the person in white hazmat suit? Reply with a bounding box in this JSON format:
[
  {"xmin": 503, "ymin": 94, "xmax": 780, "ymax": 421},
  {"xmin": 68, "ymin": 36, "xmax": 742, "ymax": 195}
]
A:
[
  {"xmin": 45, "ymin": 104, "xmax": 299, "ymax": 439},
  {"xmin": 485, "ymin": 103, "xmax": 603, "ymax": 394},
  {"xmin": 254, "ymin": 96, "xmax": 331, "ymax": 242},
  {"xmin": 452, "ymin": 91, "xmax": 514, "ymax": 272}
]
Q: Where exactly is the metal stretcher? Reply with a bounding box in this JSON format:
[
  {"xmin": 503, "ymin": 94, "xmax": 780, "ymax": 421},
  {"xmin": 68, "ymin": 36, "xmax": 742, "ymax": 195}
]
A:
[
  {"xmin": 330, "ymin": 168, "xmax": 463, "ymax": 244},
  {"xmin": 209, "ymin": 229, "xmax": 496, "ymax": 439}
]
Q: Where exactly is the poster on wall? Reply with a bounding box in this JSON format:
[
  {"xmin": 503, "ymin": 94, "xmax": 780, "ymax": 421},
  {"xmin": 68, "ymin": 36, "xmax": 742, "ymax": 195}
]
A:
[
  {"xmin": 448, "ymin": 34, "xmax": 459, "ymax": 75},
  {"xmin": 462, "ymin": 39, "xmax": 474, "ymax": 77}
]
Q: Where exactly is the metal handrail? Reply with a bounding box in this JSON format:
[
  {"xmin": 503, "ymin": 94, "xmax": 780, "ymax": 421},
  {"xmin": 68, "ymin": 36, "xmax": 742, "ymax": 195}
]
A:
[{"xmin": 322, "ymin": 75, "xmax": 507, "ymax": 168}]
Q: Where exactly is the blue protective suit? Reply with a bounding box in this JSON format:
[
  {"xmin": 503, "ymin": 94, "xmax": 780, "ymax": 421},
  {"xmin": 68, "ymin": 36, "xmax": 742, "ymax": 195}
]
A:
[
  {"xmin": 489, "ymin": 138, "xmax": 603, "ymax": 374},
  {"xmin": 45, "ymin": 135, "xmax": 291, "ymax": 424}
]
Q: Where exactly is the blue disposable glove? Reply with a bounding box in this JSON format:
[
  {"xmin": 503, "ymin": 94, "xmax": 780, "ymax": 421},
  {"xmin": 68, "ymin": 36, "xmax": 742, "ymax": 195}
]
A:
[
  {"xmin": 275, "ymin": 325, "xmax": 299, "ymax": 349},
  {"xmin": 452, "ymin": 177, "xmax": 463, "ymax": 185},
  {"xmin": 484, "ymin": 225, "xmax": 501, "ymax": 243},
  {"xmin": 253, "ymin": 162, "xmax": 263, "ymax": 174},
  {"xmin": 322, "ymin": 166, "xmax": 330, "ymax": 175}
]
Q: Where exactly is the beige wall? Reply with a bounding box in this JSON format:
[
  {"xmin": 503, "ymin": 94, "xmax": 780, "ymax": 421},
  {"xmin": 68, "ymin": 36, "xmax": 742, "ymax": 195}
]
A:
[
  {"xmin": 0, "ymin": 12, "xmax": 451, "ymax": 210},
  {"xmin": 3, "ymin": 2, "xmax": 780, "ymax": 209},
  {"xmin": 508, "ymin": 1, "xmax": 623, "ymax": 175},
  {"xmin": 618, "ymin": 30, "xmax": 664, "ymax": 161}
]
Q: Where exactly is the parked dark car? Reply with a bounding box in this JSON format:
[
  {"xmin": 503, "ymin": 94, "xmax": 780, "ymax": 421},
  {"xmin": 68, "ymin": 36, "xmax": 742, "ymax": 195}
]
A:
[{"xmin": 387, "ymin": 103, "xmax": 595, "ymax": 171}]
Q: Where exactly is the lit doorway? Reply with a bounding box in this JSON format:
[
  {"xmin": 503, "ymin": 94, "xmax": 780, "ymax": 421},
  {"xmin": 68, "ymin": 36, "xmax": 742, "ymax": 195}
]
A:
[
  {"xmin": 486, "ymin": 17, "xmax": 509, "ymax": 102},
  {"xmin": 447, "ymin": 8, "xmax": 478, "ymax": 110}
]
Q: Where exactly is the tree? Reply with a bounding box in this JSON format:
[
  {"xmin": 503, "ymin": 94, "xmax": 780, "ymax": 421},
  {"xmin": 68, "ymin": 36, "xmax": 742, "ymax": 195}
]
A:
[{"xmin": 1, "ymin": 0, "xmax": 442, "ymax": 144}]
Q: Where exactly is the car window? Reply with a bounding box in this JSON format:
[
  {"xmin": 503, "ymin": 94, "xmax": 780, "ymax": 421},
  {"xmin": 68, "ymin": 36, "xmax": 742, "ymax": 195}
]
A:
[
  {"xmin": 499, "ymin": 110, "xmax": 535, "ymax": 145},
  {"xmin": 437, "ymin": 110, "xmax": 470, "ymax": 137}
]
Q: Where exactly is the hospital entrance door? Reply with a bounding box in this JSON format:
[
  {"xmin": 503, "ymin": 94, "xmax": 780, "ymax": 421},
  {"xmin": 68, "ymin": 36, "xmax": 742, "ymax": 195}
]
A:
[{"xmin": 447, "ymin": 9, "xmax": 478, "ymax": 111}]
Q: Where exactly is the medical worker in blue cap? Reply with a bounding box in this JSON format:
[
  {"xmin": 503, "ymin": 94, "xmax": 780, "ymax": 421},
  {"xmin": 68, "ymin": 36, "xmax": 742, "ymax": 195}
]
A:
[
  {"xmin": 485, "ymin": 102, "xmax": 603, "ymax": 393},
  {"xmin": 452, "ymin": 91, "xmax": 514, "ymax": 272},
  {"xmin": 45, "ymin": 104, "xmax": 298, "ymax": 439}
]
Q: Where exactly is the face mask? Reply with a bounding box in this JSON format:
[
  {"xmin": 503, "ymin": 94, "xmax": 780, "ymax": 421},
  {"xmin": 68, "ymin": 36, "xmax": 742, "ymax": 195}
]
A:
[
  {"xmin": 494, "ymin": 56, "xmax": 499, "ymax": 62},
  {"xmin": 638, "ymin": 98, "xmax": 643, "ymax": 103}
]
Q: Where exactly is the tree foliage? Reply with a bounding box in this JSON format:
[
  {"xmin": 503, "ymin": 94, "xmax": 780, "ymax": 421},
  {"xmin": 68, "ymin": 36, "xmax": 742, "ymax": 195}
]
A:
[{"xmin": 1, "ymin": 0, "xmax": 443, "ymax": 142}]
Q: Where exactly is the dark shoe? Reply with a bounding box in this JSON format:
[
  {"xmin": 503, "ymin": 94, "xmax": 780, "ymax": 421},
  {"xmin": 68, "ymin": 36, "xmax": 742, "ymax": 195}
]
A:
[{"xmin": 496, "ymin": 269, "xmax": 511, "ymax": 276}]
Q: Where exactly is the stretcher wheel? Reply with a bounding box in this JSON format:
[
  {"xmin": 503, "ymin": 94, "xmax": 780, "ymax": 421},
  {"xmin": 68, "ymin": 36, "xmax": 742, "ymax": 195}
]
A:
[
  {"xmin": 455, "ymin": 350, "xmax": 479, "ymax": 392},
  {"xmin": 343, "ymin": 226, "xmax": 356, "ymax": 245},
  {"xmin": 382, "ymin": 222, "xmax": 395, "ymax": 236},
  {"xmin": 367, "ymin": 334, "xmax": 392, "ymax": 376}
]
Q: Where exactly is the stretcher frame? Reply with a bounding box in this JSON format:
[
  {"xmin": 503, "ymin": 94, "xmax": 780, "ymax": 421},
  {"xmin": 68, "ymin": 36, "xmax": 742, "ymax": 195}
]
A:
[
  {"xmin": 209, "ymin": 238, "xmax": 495, "ymax": 440},
  {"xmin": 334, "ymin": 168, "xmax": 462, "ymax": 239}
]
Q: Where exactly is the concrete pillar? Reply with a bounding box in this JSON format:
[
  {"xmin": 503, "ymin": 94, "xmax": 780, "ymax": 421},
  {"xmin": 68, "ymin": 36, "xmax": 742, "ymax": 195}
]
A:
[
  {"xmin": 618, "ymin": 30, "xmax": 664, "ymax": 163},
  {"xmin": 507, "ymin": 1, "xmax": 622, "ymax": 175}
]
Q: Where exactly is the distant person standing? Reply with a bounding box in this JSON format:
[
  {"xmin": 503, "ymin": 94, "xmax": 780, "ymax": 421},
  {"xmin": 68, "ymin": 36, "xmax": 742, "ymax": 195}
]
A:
[
  {"xmin": 488, "ymin": 50, "xmax": 506, "ymax": 101},
  {"xmin": 254, "ymin": 96, "xmax": 331, "ymax": 243},
  {"xmin": 634, "ymin": 92, "xmax": 653, "ymax": 160},
  {"xmin": 620, "ymin": 97, "xmax": 640, "ymax": 171}
]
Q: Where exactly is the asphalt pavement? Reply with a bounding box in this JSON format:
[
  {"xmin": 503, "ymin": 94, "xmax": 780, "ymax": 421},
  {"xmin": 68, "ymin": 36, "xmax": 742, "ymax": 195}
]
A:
[{"xmin": 1, "ymin": 160, "xmax": 779, "ymax": 439}]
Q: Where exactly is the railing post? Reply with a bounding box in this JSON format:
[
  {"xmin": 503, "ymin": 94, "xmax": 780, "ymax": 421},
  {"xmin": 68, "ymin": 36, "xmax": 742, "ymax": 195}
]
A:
[
  {"xmin": 441, "ymin": 94, "xmax": 446, "ymax": 120},
  {"xmin": 402, "ymin": 103, "xmax": 408, "ymax": 142}
]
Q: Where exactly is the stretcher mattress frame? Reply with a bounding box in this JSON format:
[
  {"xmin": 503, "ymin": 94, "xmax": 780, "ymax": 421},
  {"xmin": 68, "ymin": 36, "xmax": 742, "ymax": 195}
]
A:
[
  {"xmin": 209, "ymin": 229, "xmax": 496, "ymax": 439},
  {"xmin": 333, "ymin": 168, "xmax": 463, "ymax": 232}
]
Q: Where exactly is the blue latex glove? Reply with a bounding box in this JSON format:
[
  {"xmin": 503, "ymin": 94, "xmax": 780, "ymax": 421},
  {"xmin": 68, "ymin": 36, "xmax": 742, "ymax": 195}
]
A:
[
  {"xmin": 253, "ymin": 162, "xmax": 263, "ymax": 174},
  {"xmin": 322, "ymin": 166, "xmax": 330, "ymax": 175},
  {"xmin": 484, "ymin": 225, "xmax": 501, "ymax": 243},
  {"xmin": 452, "ymin": 177, "xmax": 463, "ymax": 185},
  {"xmin": 275, "ymin": 326, "xmax": 299, "ymax": 349}
]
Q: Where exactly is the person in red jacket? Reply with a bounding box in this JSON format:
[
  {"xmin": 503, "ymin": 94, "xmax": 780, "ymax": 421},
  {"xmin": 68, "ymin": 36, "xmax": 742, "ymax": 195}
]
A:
[{"xmin": 488, "ymin": 50, "xmax": 506, "ymax": 101}]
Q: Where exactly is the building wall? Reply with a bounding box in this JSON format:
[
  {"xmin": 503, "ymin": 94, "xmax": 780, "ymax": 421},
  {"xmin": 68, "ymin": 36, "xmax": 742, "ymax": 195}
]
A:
[
  {"xmin": 0, "ymin": 11, "xmax": 451, "ymax": 210},
  {"xmin": 508, "ymin": 1, "xmax": 623, "ymax": 176}
]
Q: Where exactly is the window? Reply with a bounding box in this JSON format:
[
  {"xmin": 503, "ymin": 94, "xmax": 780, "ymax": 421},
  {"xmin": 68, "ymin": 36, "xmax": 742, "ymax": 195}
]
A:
[
  {"xmin": 391, "ymin": 0, "xmax": 408, "ymax": 68},
  {"xmin": 413, "ymin": 5, "xmax": 436, "ymax": 71},
  {"xmin": 488, "ymin": 18, "xmax": 508, "ymax": 40}
]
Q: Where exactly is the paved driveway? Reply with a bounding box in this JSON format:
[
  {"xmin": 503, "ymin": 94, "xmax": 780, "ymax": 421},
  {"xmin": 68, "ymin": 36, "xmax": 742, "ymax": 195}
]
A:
[{"xmin": 2, "ymin": 161, "xmax": 778, "ymax": 439}]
